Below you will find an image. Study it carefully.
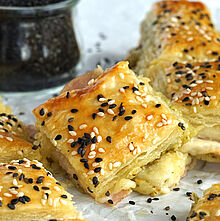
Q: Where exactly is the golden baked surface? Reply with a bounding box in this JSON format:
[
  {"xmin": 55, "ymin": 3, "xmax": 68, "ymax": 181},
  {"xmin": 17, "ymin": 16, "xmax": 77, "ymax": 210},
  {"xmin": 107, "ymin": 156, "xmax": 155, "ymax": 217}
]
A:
[
  {"xmin": 0, "ymin": 103, "xmax": 41, "ymax": 162},
  {"xmin": 127, "ymin": 0, "xmax": 220, "ymax": 162},
  {"xmin": 33, "ymin": 61, "xmax": 189, "ymax": 204},
  {"xmin": 0, "ymin": 159, "xmax": 80, "ymax": 221},
  {"xmin": 187, "ymin": 183, "xmax": 220, "ymax": 221}
]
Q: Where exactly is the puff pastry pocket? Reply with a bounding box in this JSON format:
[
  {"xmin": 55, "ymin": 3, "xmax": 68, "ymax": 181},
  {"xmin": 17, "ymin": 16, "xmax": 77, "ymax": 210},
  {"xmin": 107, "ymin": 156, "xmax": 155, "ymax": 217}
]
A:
[
  {"xmin": 148, "ymin": 60, "xmax": 220, "ymax": 161},
  {"xmin": 134, "ymin": 151, "xmax": 195, "ymax": 196},
  {"xmin": 127, "ymin": 0, "xmax": 220, "ymax": 74},
  {"xmin": 0, "ymin": 104, "xmax": 41, "ymax": 162},
  {"xmin": 187, "ymin": 183, "xmax": 220, "ymax": 221},
  {"xmin": 33, "ymin": 61, "xmax": 191, "ymax": 205},
  {"xmin": 0, "ymin": 158, "xmax": 82, "ymax": 221}
]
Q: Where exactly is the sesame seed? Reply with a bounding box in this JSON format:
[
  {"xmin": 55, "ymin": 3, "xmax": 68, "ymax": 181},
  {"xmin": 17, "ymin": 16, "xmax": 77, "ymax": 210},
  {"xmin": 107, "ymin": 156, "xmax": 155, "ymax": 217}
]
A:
[
  {"xmin": 79, "ymin": 124, "xmax": 88, "ymax": 130},
  {"xmin": 97, "ymin": 136, "xmax": 102, "ymax": 143},
  {"xmin": 98, "ymin": 148, "xmax": 105, "ymax": 153},
  {"xmin": 109, "ymin": 163, "xmax": 113, "ymax": 170},
  {"xmin": 97, "ymin": 112, "xmax": 105, "ymax": 117},
  {"xmin": 146, "ymin": 115, "xmax": 153, "ymax": 120},
  {"xmin": 4, "ymin": 193, "xmax": 12, "ymax": 197},
  {"xmin": 93, "ymin": 127, "xmax": 99, "ymax": 134},
  {"xmin": 69, "ymin": 131, "xmax": 77, "ymax": 136},
  {"xmin": 71, "ymin": 151, "xmax": 77, "ymax": 156},
  {"xmin": 107, "ymin": 109, "xmax": 115, "ymax": 115}
]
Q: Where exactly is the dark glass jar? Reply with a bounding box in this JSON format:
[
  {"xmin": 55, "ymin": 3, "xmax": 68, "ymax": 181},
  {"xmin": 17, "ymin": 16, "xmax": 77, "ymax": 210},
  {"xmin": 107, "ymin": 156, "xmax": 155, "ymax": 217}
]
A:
[{"xmin": 0, "ymin": 0, "xmax": 80, "ymax": 92}]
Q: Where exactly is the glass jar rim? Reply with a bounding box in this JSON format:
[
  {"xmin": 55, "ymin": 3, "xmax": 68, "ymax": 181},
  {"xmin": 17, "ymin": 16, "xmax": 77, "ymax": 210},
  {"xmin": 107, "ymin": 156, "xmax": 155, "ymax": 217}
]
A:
[{"xmin": 0, "ymin": 0, "xmax": 79, "ymax": 16}]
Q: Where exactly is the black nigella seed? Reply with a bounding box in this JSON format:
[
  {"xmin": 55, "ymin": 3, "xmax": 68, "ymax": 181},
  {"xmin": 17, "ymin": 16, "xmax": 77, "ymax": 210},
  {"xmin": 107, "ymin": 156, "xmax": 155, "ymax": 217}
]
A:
[
  {"xmin": 28, "ymin": 178, "xmax": 33, "ymax": 184},
  {"xmin": 33, "ymin": 185, "xmax": 40, "ymax": 191},
  {"xmin": 118, "ymin": 110, "xmax": 125, "ymax": 116},
  {"xmin": 108, "ymin": 199, "xmax": 113, "ymax": 204},
  {"xmin": 8, "ymin": 166, "xmax": 17, "ymax": 170},
  {"xmin": 73, "ymin": 174, "xmax": 78, "ymax": 180},
  {"xmin": 84, "ymin": 162, "xmax": 90, "ymax": 169},
  {"xmin": 91, "ymin": 136, "xmax": 97, "ymax": 144},
  {"xmin": 7, "ymin": 203, "xmax": 15, "ymax": 210},
  {"xmin": 47, "ymin": 112, "xmax": 52, "ymax": 117},
  {"xmin": 36, "ymin": 176, "xmax": 44, "ymax": 184},
  {"xmin": 131, "ymin": 110, "xmax": 136, "ymax": 114},
  {"xmin": 109, "ymin": 104, "xmax": 117, "ymax": 109},
  {"xmin": 97, "ymin": 94, "xmax": 104, "ymax": 101},
  {"xmin": 81, "ymin": 149, "xmax": 86, "ymax": 158},
  {"xmin": 132, "ymin": 87, "xmax": 139, "ymax": 93},
  {"xmin": 12, "ymin": 173, "xmax": 18, "ymax": 178},
  {"xmin": 61, "ymin": 194, "xmax": 67, "ymax": 199},
  {"xmin": 6, "ymin": 172, "xmax": 13, "ymax": 175},
  {"xmin": 80, "ymin": 159, "xmax": 88, "ymax": 163},
  {"xmin": 112, "ymin": 116, "xmax": 117, "ymax": 121},
  {"xmin": 11, "ymin": 199, "xmax": 19, "ymax": 205},
  {"xmin": 129, "ymin": 200, "xmax": 135, "ymax": 205},
  {"xmin": 197, "ymin": 179, "xmax": 203, "ymax": 184},
  {"xmin": 92, "ymin": 113, "xmax": 97, "ymax": 119},
  {"xmin": 147, "ymin": 198, "xmax": 152, "ymax": 203},
  {"xmin": 173, "ymin": 187, "xmax": 180, "ymax": 191},
  {"xmin": 31, "ymin": 164, "xmax": 41, "ymax": 170},
  {"xmin": 175, "ymin": 78, "xmax": 181, "ymax": 83},
  {"xmin": 182, "ymin": 97, "xmax": 189, "ymax": 102},
  {"xmin": 199, "ymin": 211, "xmax": 207, "ymax": 219},
  {"xmin": 171, "ymin": 215, "xmax": 176, "ymax": 221},
  {"xmin": 87, "ymin": 187, "xmax": 93, "ymax": 193},
  {"xmin": 207, "ymin": 193, "xmax": 217, "ymax": 200},
  {"xmin": 23, "ymin": 196, "xmax": 30, "ymax": 202},
  {"xmin": 173, "ymin": 61, "xmax": 178, "ymax": 67},
  {"xmin": 139, "ymin": 82, "xmax": 145, "ymax": 85},
  {"xmin": 105, "ymin": 191, "xmax": 110, "ymax": 196},
  {"xmin": 106, "ymin": 136, "xmax": 112, "ymax": 143},
  {"xmin": 155, "ymin": 104, "xmax": 161, "ymax": 108},
  {"xmin": 95, "ymin": 158, "xmax": 103, "ymax": 163},
  {"xmin": 84, "ymin": 133, "xmax": 91, "ymax": 139},
  {"xmin": 124, "ymin": 116, "xmax": 133, "ymax": 121},
  {"xmin": 68, "ymin": 118, "xmax": 74, "ymax": 123},
  {"xmin": 39, "ymin": 108, "xmax": 45, "ymax": 116},
  {"xmin": 190, "ymin": 211, "xmax": 197, "ymax": 218},
  {"xmin": 92, "ymin": 176, "xmax": 99, "ymax": 186},
  {"xmin": 66, "ymin": 91, "xmax": 70, "ymax": 98},
  {"xmin": 101, "ymin": 102, "xmax": 108, "ymax": 107},
  {"xmin": 71, "ymin": 109, "xmax": 78, "ymax": 113},
  {"xmin": 71, "ymin": 142, "xmax": 77, "ymax": 148},
  {"xmin": 123, "ymin": 86, "xmax": 129, "ymax": 89},
  {"xmin": 32, "ymin": 145, "xmax": 38, "ymax": 150},
  {"xmin": 18, "ymin": 197, "xmax": 26, "ymax": 204},
  {"xmin": 68, "ymin": 125, "xmax": 74, "ymax": 131},
  {"xmin": 186, "ymin": 192, "xmax": 192, "ymax": 197},
  {"xmin": 54, "ymin": 134, "xmax": 62, "ymax": 140},
  {"xmin": 98, "ymin": 108, "xmax": 104, "ymax": 113},
  {"xmin": 56, "ymin": 182, "xmax": 61, "ymax": 186},
  {"xmin": 204, "ymin": 100, "xmax": 209, "ymax": 105},
  {"xmin": 42, "ymin": 187, "xmax": 50, "ymax": 190},
  {"xmin": 94, "ymin": 167, "xmax": 101, "ymax": 173}
]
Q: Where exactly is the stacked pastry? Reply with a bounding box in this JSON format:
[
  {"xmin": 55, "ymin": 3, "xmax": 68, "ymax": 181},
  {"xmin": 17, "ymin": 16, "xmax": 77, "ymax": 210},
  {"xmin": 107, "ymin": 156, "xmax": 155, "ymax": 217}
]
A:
[
  {"xmin": 128, "ymin": 0, "xmax": 220, "ymax": 162},
  {"xmin": 33, "ymin": 61, "xmax": 193, "ymax": 204},
  {"xmin": 0, "ymin": 100, "xmax": 85, "ymax": 220},
  {"xmin": 127, "ymin": 0, "xmax": 220, "ymax": 219}
]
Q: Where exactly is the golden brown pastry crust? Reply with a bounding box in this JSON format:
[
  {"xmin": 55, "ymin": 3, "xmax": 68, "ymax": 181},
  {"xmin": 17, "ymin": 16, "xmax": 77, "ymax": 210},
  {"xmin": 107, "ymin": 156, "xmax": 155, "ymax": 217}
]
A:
[
  {"xmin": 128, "ymin": 0, "xmax": 220, "ymax": 74},
  {"xmin": 0, "ymin": 159, "xmax": 81, "ymax": 221},
  {"xmin": 127, "ymin": 0, "xmax": 220, "ymax": 162},
  {"xmin": 0, "ymin": 111, "xmax": 41, "ymax": 162},
  {"xmin": 187, "ymin": 183, "xmax": 220, "ymax": 221},
  {"xmin": 33, "ymin": 61, "xmax": 190, "ymax": 204}
]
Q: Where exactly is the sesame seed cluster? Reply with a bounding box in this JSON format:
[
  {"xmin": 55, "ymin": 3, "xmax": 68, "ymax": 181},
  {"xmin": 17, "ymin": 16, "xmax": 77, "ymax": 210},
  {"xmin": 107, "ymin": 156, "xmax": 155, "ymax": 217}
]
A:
[
  {"xmin": 146, "ymin": 0, "xmax": 220, "ymax": 63},
  {"xmin": 0, "ymin": 112, "xmax": 41, "ymax": 162},
  {"xmin": 164, "ymin": 61, "xmax": 220, "ymax": 113},
  {"xmin": 33, "ymin": 61, "xmax": 186, "ymax": 204},
  {"xmin": 0, "ymin": 159, "xmax": 73, "ymax": 211}
]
